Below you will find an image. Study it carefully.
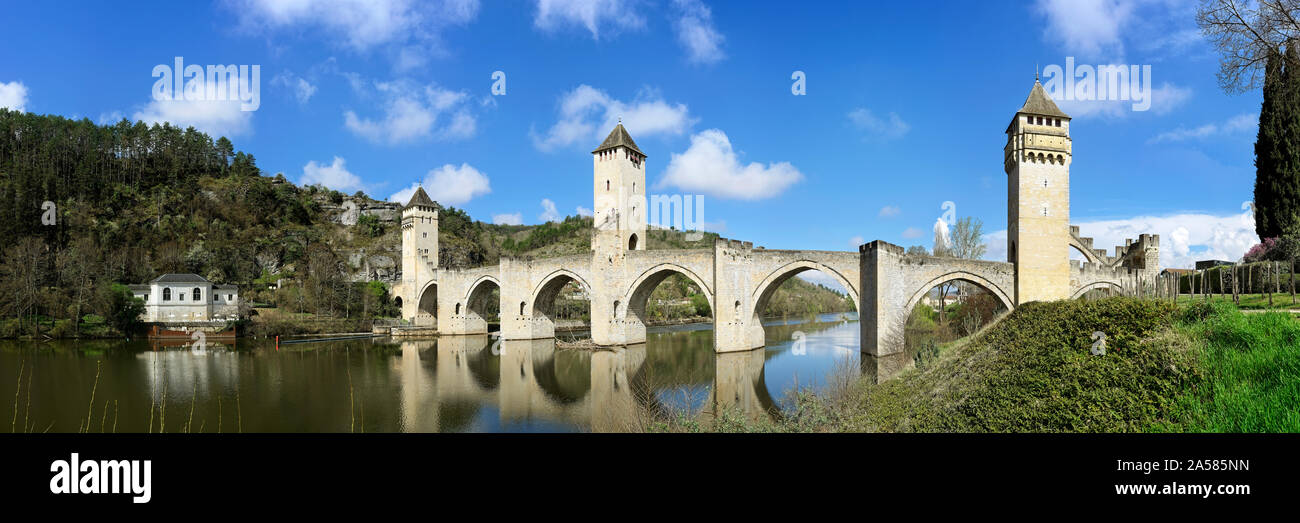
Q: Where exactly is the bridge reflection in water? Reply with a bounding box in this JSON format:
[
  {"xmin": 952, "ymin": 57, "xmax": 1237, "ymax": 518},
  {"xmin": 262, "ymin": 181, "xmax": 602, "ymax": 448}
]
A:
[
  {"xmin": 0, "ymin": 314, "xmax": 860, "ymax": 432},
  {"xmin": 392, "ymin": 314, "xmax": 860, "ymax": 432}
]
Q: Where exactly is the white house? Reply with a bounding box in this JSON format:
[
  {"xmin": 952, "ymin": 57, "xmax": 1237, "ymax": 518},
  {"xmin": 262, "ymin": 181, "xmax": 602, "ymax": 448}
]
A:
[{"xmin": 128, "ymin": 273, "xmax": 240, "ymax": 323}]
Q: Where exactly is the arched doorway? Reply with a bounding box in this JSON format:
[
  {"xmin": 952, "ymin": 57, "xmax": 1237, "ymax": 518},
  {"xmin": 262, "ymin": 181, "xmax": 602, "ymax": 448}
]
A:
[{"xmin": 628, "ymin": 233, "xmax": 638, "ymax": 250}]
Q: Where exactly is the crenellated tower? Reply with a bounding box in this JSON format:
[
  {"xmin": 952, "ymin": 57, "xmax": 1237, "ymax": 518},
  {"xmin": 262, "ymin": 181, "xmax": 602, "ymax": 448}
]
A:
[
  {"xmin": 400, "ymin": 186, "xmax": 439, "ymax": 324},
  {"xmin": 1005, "ymin": 78, "xmax": 1072, "ymax": 303},
  {"xmin": 592, "ymin": 122, "xmax": 647, "ymax": 254}
]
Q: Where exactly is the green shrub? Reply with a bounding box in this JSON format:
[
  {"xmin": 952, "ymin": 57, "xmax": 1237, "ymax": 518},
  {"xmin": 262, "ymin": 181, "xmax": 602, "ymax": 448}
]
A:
[{"xmin": 855, "ymin": 297, "xmax": 1197, "ymax": 432}]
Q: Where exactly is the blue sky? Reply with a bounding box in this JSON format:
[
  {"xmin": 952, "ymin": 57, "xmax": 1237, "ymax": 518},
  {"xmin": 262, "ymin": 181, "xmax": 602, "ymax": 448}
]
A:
[{"xmin": 0, "ymin": 0, "xmax": 1265, "ymax": 274}]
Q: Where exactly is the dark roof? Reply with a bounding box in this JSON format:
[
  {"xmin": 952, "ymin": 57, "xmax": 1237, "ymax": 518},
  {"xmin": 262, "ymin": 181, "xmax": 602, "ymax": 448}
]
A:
[
  {"xmin": 592, "ymin": 123, "xmax": 644, "ymax": 156},
  {"xmin": 404, "ymin": 186, "xmax": 437, "ymax": 209},
  {"xmin": 149, "ymin": 273, "xmax": 209, "ymax": 283},
  {"xmin": 127, "ymin": 284, "xmax": 149, "ymax": 291},
  {"xmin": 1017, "ymin": 80, "xmax": 1070, "ymax": 119},
  {"xmin": 214, "ymin": 285, "xmax": 239, "ymax": 290}
]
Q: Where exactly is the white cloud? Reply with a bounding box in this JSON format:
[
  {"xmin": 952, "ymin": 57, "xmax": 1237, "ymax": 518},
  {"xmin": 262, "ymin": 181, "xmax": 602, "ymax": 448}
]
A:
[
  {"xmin": 657, "ymin": 129, "xmax": 803, "ymax": 200},
  {"xmin": 345, "ymin": 80, "xmax": 475, "ymax": 144},
  {"xmin": 133, "ymin": 99, "xmax": 253, "ymax": 137},
  {"xmin": 847, "ymin": 108, "xmax": 910, "ymax": 140},
  {"xmin": 1035, "ymin": 0, "xmax": 1136, "ymax": 59},
  {"xmin": 576, "ymin": 206, "xmax": 593, "ymax": 217},
  {"xmin": 983, "ymin": 210, "xmax": 1261, "ymax": 269},
  {"xmin": 878, "ymin": 205, "xmax": 901, "ymax": 218},
  {"xmin": 984, "ymin": 229, "xmax": 1008, "ymax": 262},
  {"xmin": 674, "ymin": 0, "xmax": 724, "ymax": 65},
  {"xmin": 902, "ymin": 227, "xmax": 924, "ymax": 239},
  {"xmin": 532, "ymin": 85, "xmax": 695, "ymax": 152},
  {"xmin": 539, "ymin": 198, "xmax": 561, "ymax": 222},
  {"xmin": 98, "ymin": 111, "xmax": 124, "ymax": 125},
  {"xmin": 0, "ymin": 81, "xmax": 29, "ymax": 112},
  {"xmin": 492, "ymin": 213, "xmax": 523, "ymax": 225},
  {"xmin": 389, "ymin": 163, "xmax": 491, "ymax": 205},
  {"xmin": 273, "ymin": 71, "xmax": 318, "ymax": 104},
  {"xmin": 1149, "ymin": 113, "xmax": 1255, "ymax": 144},
  {"xmin": 849, "ymin": 236, "xmax": 864, "ymax": 247},
  {"xmin": 301, "ymin": 156, "xmax": 363, "ymax": 191},
  {"xmin": 533, "ymin": 0, "xmax": 643, "ymax": 39},
  {"xmin": 230, "ymin": 0, "xmax": 478, "ymax": 53}
]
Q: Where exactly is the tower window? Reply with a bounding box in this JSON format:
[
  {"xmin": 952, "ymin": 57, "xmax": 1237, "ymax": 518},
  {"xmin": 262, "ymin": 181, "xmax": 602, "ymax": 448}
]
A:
[
  {"xmin": 606, "ymin": 180, "xmax": 610, "ymax": 191},
  {"xmin": 1054, "ymin": 118, "xmax": 1061, "ymax": 126},
  {"xmin": 1043, "ymin": 178, "xmax": 1048, "ymax": 187},
  {"xmin": 1042, "ymin": 205, "xmax": 1049, "ymax": 216}
]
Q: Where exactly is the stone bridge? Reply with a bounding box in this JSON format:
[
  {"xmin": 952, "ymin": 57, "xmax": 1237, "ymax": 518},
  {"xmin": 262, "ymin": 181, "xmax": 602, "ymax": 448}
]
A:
[
  {"xmin": 391, "ymin": 81, "xmax": 1163, "ymax": 382},
  {"xmin": 408, "ymin": 242, "xmax": 862, "ymax": 354}
]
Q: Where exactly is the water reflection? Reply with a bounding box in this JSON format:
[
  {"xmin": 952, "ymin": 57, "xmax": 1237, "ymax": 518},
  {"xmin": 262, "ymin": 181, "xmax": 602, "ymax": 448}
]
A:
[{"xmin": 0, "ymin": 313, "xmax": 861, "ymax": 432}]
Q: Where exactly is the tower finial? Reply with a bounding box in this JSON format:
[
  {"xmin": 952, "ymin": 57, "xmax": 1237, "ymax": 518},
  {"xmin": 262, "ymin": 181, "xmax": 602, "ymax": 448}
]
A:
[{"xmin": 1035, "ymin": 62, "xmax": 1039, "ymax": 82}]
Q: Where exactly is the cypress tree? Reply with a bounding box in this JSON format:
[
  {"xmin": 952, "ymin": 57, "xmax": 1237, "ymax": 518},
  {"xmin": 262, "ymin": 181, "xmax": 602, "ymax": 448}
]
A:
[
  {"xmin": 1258, "ymin": 43, "xmax": 1300, "ymax": 240},
  {"xmin": 1277, "ymin": 43, "xmax": 1300, "ymax": 238},
  {"xmin": 1255, "ymin": 48, "xmax": 1283, "ymax": 239}
]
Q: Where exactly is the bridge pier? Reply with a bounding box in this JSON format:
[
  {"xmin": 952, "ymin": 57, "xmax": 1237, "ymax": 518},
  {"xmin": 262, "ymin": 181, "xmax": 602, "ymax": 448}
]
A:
[
  {"xmin": 859, "ymin": 241, "xmax": 914, "ymax": 383},
  {"xmin": 714, "ymin": 239, "xmax": 764, "ymax": 353}
]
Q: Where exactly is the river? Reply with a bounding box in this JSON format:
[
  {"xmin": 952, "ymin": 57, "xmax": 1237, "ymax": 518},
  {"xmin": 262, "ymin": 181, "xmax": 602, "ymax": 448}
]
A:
[{"xmin": 0, "ymin": 313, "xmax": 862, "ymax": 433}]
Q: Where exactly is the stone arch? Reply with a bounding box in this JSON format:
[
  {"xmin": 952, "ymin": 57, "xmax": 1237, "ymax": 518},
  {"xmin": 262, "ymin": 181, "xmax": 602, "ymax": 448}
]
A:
[
  {"xmin": 623, "ymin": 263, "xmax": 715, "ymax": 318},
  {"xmin": 416, "ymin": 280, "xmax": 438, "ymax": 327},
  {"xmin": 462, "ymin": 275, "xmax": 501, "ymax": 333},
  {"xmin": 749, "ymin": 260, "xmax": 861, "ymax": 322},
  {"xmin": 1070, "ymin": 280, "xmax": 1123, "ymax": 299},
  {"xmin": 1068, "ymin": 237, "xmax": 1104, "ymax": 266},
  {"xmin": 904, "ymin": 270, "xmax": 1014, "ymax": 315},
  {"xmin": 620, "ymin": 264, "xmax": 715, "ymax": 343},
  {"xmin": 530, "ymin": 269, "xmax": 592, "ymax": 325}
]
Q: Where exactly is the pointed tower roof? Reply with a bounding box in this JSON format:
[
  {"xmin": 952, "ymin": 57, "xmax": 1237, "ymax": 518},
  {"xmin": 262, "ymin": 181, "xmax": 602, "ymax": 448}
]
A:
[
  {"xmin": 403, "ymin": 186, "xmax": 437, "ymax": 210},
  {"xmin": 1017, "ymin": 79, "xmax": 1070, "ymax": 119},
  {"xmin": 592, "ymin": 123, "xmax": 645, "ymax": 156}
]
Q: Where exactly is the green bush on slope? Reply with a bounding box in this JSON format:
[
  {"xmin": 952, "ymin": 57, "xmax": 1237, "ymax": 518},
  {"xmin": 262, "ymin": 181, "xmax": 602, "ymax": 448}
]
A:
[{"xmin": 848, "ymin": 298, "xmax": 1200, "ymax": 432}]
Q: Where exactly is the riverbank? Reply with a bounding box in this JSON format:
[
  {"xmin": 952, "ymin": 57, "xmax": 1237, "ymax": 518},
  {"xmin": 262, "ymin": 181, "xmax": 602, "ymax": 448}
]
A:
[{"xmin": 648, "ymin": 297, "xmax": 1300, "ymax": 433}]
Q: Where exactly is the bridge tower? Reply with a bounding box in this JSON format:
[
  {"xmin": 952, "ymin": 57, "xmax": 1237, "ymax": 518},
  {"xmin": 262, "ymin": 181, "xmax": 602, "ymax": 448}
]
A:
[
  {"xmin": 1004, "ymin": 78, "xmax": 1072, "ymax": 304},
  {"xmin": 590, "ymin": 123, "xmax": 648, "ymax": 347},
  {"xmin": 400, "ymin": 186, "xmax": 440, "ymax": 324},
  {"xmin": 591, "ymin": 122, "xmax": 648, "ymax": 254}
]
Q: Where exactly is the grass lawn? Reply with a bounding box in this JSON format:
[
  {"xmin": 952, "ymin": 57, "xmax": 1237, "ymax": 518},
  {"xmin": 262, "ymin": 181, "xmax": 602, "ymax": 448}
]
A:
[{"xmin": 1175, "ymin": 293, "xmax": 1300, "ymax": 311}]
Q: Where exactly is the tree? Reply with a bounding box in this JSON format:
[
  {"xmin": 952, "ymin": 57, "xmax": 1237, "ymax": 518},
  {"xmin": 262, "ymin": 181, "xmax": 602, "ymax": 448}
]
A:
[
  {"xmin": 55, "ymin": 237, "xmax": 96, "ymax": 334},
  {"xmin": 1197, "ymin": 0, "xmax": 1300, "ymax": 93},
  {"xmin": 1256, "ymin": 47, "xmax": 1286, "ymax": 238},
  {"xmin": 906, "ymin": 245, "xmax": 929, "ymax": 256},
  {"xmin": 1, "ymin": 237, "xmax": 48, "ymax": 331},
  {"xmin": 102, "ymin": 283, "xmax": 145, "ymax": 335},
  {"xmin": 934, "ymin": 217, "xmax": 987, "ymax": 322},
  {"xmin": 1200, "ymin": 1, "xmax": 1300, "ymax": 236}
]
